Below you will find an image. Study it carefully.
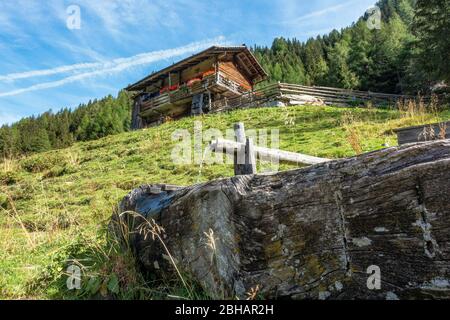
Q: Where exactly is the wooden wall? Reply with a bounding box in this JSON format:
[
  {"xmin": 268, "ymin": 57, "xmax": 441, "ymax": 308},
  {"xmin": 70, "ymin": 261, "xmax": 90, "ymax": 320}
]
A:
[
  {"xmin": 180, "ymin": 57, "xmax": 215, "ymax": 83},
  {"xmin": 219, "ymin": 61, "xmax": 252, "ymax": 90},
  {"xmin": 141, "ymin": 55, "xmax": 254, "ymax": 94},
  {"xmin": 143, "ymin": 58, "xmax": 216, "ymax": 92}
]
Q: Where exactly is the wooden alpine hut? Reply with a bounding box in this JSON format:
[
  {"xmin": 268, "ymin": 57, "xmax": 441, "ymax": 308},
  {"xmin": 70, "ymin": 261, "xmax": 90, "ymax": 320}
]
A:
[{"xmin": 125, "ymin": 46, "xmax": 268, "ymax": 129}]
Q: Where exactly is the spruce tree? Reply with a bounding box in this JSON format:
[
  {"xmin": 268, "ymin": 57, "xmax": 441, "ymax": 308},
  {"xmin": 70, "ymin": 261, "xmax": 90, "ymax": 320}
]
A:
[{"xmin": 412, "ymin": 0, "xmax": 450, "ymax": 85}]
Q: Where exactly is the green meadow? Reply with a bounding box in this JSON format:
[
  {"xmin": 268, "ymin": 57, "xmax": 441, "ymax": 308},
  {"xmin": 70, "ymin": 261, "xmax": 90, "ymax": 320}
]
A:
[{"xmin": 1, "ymin": 104, "xmax": 449, "ymax": 299}]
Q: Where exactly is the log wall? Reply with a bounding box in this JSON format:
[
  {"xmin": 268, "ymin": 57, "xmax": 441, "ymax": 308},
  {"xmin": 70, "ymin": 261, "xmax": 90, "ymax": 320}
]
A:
[{"xmin": 219, "ymin": 61, "xmax": 252, "ymax": 90}]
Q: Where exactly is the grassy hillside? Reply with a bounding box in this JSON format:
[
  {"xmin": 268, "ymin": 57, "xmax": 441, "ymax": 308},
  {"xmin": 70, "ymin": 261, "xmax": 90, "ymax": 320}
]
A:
[{"xmin": 1, "ymin": 104, "xmax": 449, "ymax": 299}]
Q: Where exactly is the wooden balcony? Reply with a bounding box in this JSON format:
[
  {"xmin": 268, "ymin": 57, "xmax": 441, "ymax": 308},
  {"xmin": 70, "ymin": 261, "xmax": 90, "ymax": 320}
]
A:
[
  {"xmin": 138, "ymin": 72, "xmax": 251, "ymax": 118},
  {"xmin": 140, "ymin": 93, "xmax": 171, "ymax": 114}
]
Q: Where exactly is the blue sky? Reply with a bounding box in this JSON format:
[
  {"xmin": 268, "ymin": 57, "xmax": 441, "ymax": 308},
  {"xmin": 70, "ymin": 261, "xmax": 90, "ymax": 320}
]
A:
[{"xmin": 0, "ymin": 0, "xmax": 376, "ymax": 125}]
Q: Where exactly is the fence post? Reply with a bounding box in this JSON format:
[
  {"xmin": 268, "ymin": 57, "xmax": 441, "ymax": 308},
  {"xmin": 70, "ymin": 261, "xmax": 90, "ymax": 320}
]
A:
[
  {"xmin": 234, "ymin": 122, "xmax": 246, "ymax": 143},
  {"xmin": 233, "ymin": 123, "xmax": 257, "ymax": 175},
  {"xmin": 245, "ymin": 138, "xmax": 257, "ymax": 174},
  {"xmin": 234, "ymin": 122, "xmax": 246, "ymax": 174},
  {"xmin": 234, "ymin": 137, "xmax": 257, "ymax": 175}
]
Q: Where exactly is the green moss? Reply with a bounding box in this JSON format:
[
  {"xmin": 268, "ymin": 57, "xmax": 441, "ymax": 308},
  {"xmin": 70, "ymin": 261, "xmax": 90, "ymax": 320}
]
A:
[
  {"xmin": 304, "ymin": 255, "xmax": 326, "ymax": 280},
  {"xmin": 266, "ymin": 240, "xmax": 283, "ymax": 257}
]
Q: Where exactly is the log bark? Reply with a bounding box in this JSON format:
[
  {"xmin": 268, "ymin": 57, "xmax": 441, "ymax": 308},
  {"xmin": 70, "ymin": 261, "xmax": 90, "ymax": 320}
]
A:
[{"xmin": 113, "ymin": 140, "xmax": 450, "ymax": 299}]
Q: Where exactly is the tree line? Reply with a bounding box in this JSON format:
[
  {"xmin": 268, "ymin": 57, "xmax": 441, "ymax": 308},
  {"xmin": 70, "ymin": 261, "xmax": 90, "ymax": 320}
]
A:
[
  {"xmin": 0, "ymin": 91, "xmax": 132, "ymax": 157},
  {"xmin": 253, "ymin": 0, "xmax": 449, "ymax": 94},
  {"xmin": 0, "ymin": 0, "xmax": 448, "ymax": 158}
]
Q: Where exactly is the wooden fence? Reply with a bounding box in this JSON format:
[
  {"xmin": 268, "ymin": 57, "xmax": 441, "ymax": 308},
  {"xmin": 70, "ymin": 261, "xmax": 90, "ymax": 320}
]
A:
[
  {"xmin": 209, "ymin": 122, "xmax": 330, "ymax": 175},
  {"xmin": 211, "ymin": 82, "xmax": 418, "ymax": 112}
]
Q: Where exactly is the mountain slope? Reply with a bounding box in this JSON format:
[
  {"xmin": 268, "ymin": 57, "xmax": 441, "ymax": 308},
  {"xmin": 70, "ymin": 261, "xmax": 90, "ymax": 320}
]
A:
[{"xmin": 1, "ymin": 104, "xmax": 449, "ymax": 299}]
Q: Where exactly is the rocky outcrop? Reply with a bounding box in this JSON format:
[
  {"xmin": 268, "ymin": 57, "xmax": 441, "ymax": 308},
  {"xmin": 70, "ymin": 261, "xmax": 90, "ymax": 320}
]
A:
[{"xmin": 113, "ymin": 140, "xmax": 450, "ymax": 299}]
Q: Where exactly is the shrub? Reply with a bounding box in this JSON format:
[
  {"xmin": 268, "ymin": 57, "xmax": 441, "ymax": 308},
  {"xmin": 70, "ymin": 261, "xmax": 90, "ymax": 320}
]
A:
[
  {"xmin": 20, "ymin": 156, "xmax": 52, "ymax": 173},
  {"xmin": 42, "ymin": 164, "xmax": 77, "ymax": 179},
  {"xmin": 20, "ymin": 153, "xmax": 67, "ymax": 173},
  {"xmin": 0, "ymin": 192, "xmax": 8, "ymax": 209},
  {"xmin": 0, "ymin": 172, "xmax": 18, "ymax": 186}
]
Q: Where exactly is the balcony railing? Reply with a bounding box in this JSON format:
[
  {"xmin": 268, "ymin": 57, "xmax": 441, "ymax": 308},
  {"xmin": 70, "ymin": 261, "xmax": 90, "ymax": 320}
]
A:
[
  {"xmin": 140, "ymin": 93, "xmax": 171, "ymax": 113},
  {"xmin": 138, "ymin": 72, "xmax": 251, "ymax": 115},
  {"xmin": 216, "ymin": 72, "xmax": 249, "ymax": 95}
]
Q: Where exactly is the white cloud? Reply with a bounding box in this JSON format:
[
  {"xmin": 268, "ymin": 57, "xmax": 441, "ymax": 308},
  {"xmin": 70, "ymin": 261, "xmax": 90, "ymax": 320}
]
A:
[
  {"xmin": 0, "ymin": 61, "xmax": 105, "ymax": 82},
  {"xmin": 0, "ymin": 36, "xmax": 227, "ymax": 98},
  {"xmin": 75, "ymin": 0, "xmax": 186, "ymax": 41},
  {"xmin": 282, "ymin": 0, "xmax": 359, "ymax": 26}
]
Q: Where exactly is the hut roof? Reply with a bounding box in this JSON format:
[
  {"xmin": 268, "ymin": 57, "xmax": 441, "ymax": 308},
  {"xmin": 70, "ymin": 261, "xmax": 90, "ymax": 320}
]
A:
[{"xmin": 125, "ymin": 46, "xmax": 268, "ymax": 91}]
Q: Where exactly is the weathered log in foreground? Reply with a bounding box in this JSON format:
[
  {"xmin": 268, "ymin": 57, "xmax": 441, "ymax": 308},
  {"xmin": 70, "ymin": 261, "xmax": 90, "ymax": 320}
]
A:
[{"xmin": 113, "ymin": 140, "xmax": 450, "ymax": 299}]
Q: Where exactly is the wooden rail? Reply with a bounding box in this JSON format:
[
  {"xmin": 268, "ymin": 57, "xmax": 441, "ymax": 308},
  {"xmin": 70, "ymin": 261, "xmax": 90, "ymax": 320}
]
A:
[
  {"xmin": 140, "ymin": 93, "xmax": 171, "ymax": 113},
  {"xmin": 139, "ymin": 72, "xmax": 246, "ymax": 115},
  {"xmin": 209, "ymin": 138, "xmax": 331, "ymax": 165},
  {"xmin": 209, "ymin": 122, "xmax": 331, "ymax": 175},
  {"xmin": 211, "ymin": 82, "xmax": 419, "ymax": 112}
]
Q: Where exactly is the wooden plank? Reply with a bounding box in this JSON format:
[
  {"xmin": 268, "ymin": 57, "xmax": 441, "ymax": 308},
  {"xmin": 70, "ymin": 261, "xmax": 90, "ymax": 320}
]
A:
[
  {"xmin": 281, "ymin": 83, "xmax": 413, "ymax": 99},
  {"xmin": 279, "ymin": 86, "xmax": 397, "ymax": 101},
  {"xmin": 395, "ymin": 122, "xmax": 450, "ymax": 145},
  {"xmin": 219, "ymin": 61, "xmax": 252, "ymax": 90}
]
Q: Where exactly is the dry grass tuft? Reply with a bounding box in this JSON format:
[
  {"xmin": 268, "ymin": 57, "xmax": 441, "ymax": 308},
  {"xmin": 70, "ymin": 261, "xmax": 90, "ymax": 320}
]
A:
[
  {"xmin": 1, "ymin": 157, "xmax": 17, "ymax": 173},
  {"xmin": 396, "ymin": 94, "xmax": 442, "ymax": 120},
  {"xmin": 66, "ymin": 151, "xmax": 80, "ymax": 167},
  {"xmin": 203, "ymin": 228, "xmax": 218, "ymax": 263},
  {"xmin": 438, "ymin": 122, "xmax": 448, "ymax": 140},
  {"xmin": 118, "ymin": 212, "xmax": 194, "ymax": 298},
  {"xmin": 246, "ymin": 284, "xmax": 261, "ymax": 300},
  {"xmin": 341, "ymin": 112, "xmax": 363, "ymax": 155},
  {"xmin": 0, "ymin": 187, "xmax": 35, "ymax": 248}
]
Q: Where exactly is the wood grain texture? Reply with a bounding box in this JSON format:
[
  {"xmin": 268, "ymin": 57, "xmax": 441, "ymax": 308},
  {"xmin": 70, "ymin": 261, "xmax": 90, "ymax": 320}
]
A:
[
  {"xmin": 219, "ymin": 61, "xmax": 252, "ymax": 90},
  {"xmin": 113, "ymin": 140, "xmax": 450, "ymax": 299}
]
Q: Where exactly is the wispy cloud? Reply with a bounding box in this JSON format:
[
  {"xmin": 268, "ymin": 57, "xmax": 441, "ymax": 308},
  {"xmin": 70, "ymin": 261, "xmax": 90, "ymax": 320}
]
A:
[
  {"xmin": 0, "ymin": 61, "xmax": 105, "ymax": 82},
  {"xmin": 282, "ymin": 0, "xmax": 359, "ymax": 25},
  {"xmin": 0, "ymin": 36, "xmax": 227, "ymax": 97},
  {"xmin": 0, "ymin": 36, "xmax": 226, "ymax": 82}
]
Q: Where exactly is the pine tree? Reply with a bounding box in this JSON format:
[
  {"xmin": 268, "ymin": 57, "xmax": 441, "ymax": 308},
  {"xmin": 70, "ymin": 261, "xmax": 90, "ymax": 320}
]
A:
[
  {"xmin": 348, "ymin": 21, "xmax": 373, "ymax": 90},
  {"xmin": 303, "ymin": 39, "xmax": 329, "ymax": 85},
  {"xmin": 327, "ymin": 33, "xmax": 360, "ymax": 89},
  {"xmin": 18, "ymin": 118, "xmax": 51, "ymax": 154},
  {"xmin": 412, "ymin": 0, "xmax": 450, "ymax": 85}
]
